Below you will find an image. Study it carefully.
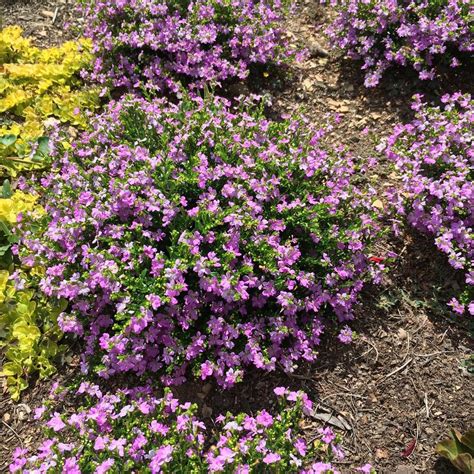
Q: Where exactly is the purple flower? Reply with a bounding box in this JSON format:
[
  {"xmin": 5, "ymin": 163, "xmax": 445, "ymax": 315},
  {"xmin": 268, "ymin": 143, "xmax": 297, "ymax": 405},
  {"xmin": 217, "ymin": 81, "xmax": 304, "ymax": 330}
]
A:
[
  {"xmin": 95, "ymin": 459, "xmax": 115, "ymax": 474},
  {"xmin": 22, "ymin": 94, "xmax": 382, "ymax": 387},
  {"xmin": 47, "ymin": 413, "xmax": 66, "ymax": 432},
  {"xmin": 150, "ymin": 445, "xmax": 174, "ymax": 472},
  {"xmin": 319, "ymin": 427, "xmax": 335, "ymax": 444},
  {"xmin": 337, "ymin": 326, "xmax": 353, "ymax": 344},
  {"xmin": 273, "ymin": 387, "xmax": 287, "ymax": 396},
  {"xmin": 386, "ymin": 93, "xmax": 473, "ymax": 315},
  {"xmin": 263, "ymin": 452, "xmax": 281, "ymax": 464}
]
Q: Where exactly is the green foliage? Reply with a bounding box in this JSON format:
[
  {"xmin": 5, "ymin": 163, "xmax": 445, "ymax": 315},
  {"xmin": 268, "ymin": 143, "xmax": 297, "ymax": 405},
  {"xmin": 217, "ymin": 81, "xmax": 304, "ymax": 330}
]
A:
[
  {"xmin": 0, "ymin": 189, "xmax": 66, "ymax": 400},
  {"xmin": 0, "ymin": 26, "xmax": 100, "ymax": 177},
  {"xmin": 436, "ymin": 429, "xmax": 474, "ymax": 474},
  {"xmin": 0, "ymin": 25, "xmax": 101, "ymax": 400}
]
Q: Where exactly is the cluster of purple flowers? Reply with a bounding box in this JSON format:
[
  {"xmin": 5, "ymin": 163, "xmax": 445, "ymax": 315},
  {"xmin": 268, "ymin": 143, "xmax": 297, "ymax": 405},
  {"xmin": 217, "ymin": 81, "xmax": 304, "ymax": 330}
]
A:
[
  {"xmin": 10, "ymin": 385, "xmax": 357, "ymax": 473},
  {"xmin": 383, "ymin": 93, "xmax": 473, "ymax": 315},
  {"xmin": 79, "ymin": 0, "xmax": 295, "ymax": 93},
  {"xmin": 327, "ymin": 0, "xmax": 473, "ymax": 87},
  {"xmin": 19, "ymin": 93, "xmax": 384, "ymax": 387}
]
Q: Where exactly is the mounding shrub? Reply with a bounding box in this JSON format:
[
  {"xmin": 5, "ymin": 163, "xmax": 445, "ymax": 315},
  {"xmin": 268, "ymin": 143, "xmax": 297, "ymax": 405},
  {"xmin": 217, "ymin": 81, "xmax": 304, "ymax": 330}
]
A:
[
  {"xmin": 79, "ymin": 0, "xmax": 296, "ymax": 93},
  {"xmin": 10, "ymin": 385, "xmax": 356, "ymax": 473},
  {"xmin": 327, "ymin": 0, "xmax": 473, "ymax": 87},
  {"xmin": 20, "ymin": 93, "xmax": 384, "ymax": 387},
  {"xmin": 383, "ymin": 92, "xmax": 473, "ymax": 315}
]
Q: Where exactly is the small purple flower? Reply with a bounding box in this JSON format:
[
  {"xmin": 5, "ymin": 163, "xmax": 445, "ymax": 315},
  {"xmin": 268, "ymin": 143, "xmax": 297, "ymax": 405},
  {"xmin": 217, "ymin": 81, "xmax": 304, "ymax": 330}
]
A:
[
  {"xmin": 337, "ymin": 325, "xmax": 353, "ymax": 344},
  {"xmin": 47, "ymin": 413, "xmax": 66, "ymax": 432},
  {"xmin": 319, "ymin": 427, "xmax": 335, "ymax": 444},
  {"xmin": 150, "ymin": 445, "xmax": 174, "ymax": 473},
  {"xmin": 263, "ymin": 452, "xmax": 281, "ymax": 464}
]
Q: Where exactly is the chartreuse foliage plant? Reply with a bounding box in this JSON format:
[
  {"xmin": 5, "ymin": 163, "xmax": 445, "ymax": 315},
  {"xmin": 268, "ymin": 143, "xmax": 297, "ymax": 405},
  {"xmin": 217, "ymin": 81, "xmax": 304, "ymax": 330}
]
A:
[
  {"xmin": 10, "ymin": 385, "xmax": 368, "ymax": 473},
  {"xmin": 327, "ymin": 0, "xmax": 473, "ymax": 87},
  {"xmin": 0, "ymin": 185, "xmax": 66, "ymax": 400},
  {"xmin": 0, "ymin": 26, "xmax": 100, "ymax": 176},
  {"xmin": 384, "ymin": 93, "xmax": 473, "ymax": 316},
  {"xmin": 79, "ymin": 0, "xmax": 296, "ymax": 93},
  {"xmin": 21, "ymin": 93, "xmax": 384, "ymax": 388}
]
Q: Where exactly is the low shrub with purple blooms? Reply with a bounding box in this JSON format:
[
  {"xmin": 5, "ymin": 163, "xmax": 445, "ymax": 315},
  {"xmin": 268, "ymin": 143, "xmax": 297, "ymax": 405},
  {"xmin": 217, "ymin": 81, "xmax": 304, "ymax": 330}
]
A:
[
  {"xmin": 327, "ymin": 0, "xmax": 473, "ymax": 87},
  {"xmin": 79, "ymin": 0, "xmax": 295, "ymax": 93},
  {"xmin": 10, "ymin": 385, "xmax": 352, "ymax": 473},
  {"xmin": 19, "ymin": 93, "xmax": 384, "ymax": 387},
  {"xmin": 383, "ymin": 92, "xmax": 473, "ymax": 315}
]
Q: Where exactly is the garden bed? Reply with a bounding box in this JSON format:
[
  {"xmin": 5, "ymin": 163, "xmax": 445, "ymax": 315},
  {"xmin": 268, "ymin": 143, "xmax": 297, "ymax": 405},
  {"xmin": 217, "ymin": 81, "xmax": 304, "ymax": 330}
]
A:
[{"xmin": 0, "ymin": 0, "xmax": 473, "ymax": 472}]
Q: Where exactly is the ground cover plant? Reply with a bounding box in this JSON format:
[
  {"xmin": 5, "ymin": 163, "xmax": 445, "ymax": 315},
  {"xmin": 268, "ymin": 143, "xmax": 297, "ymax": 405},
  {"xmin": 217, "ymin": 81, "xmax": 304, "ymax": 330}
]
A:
[
  {"xmin": 0, "ymin": 26, "xmax": 100, "ymax": 176},
  {"xmin": 9, "ymin": 385, "xmax": 356, "ymax": 473},
  {"xmin": 0, "ymin": 25, "xmax": 99, "ymax": 399},
  {"xmin": 19, "ymin": 93, "xmax": 384, "ymax": 387},
  {"xmin": 0, "ymin": 186, "xmax": 66, "ymax": 400},
  {"xmin": 2, "ymin": 0, "xmax": 473, "ymax": 470},
  {"xmin": 327, "ymin": 0, "xmax": 474, "ymax": 87},
  {"xmin": 79, "ymin": 0, "xmax": 296, "ymax": 93},
  {"xmin": 383, "ymin": 93, "xmax": 473, "ymax": 315}
]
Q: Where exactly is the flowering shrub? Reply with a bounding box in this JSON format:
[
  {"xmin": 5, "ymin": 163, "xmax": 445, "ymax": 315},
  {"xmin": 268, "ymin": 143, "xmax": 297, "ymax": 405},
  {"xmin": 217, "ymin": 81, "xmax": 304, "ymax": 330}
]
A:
[
  {"xmin": 79, "ymin": 0, "xmax": 294, "ymax": 93},
  {"xmin": 10, "ymin": 386, "xmax": 348, "ymax": 473},
  {"xmin": 21, "ymin": 94, "xmax": 383, "ymax": 386},
  {"xmin": 383, "ymin": 93, "xmax": 473, "ymax": 315},
  {"xmin": 327, "ymin": 0, "xmax": 474, "ymax": 87}
]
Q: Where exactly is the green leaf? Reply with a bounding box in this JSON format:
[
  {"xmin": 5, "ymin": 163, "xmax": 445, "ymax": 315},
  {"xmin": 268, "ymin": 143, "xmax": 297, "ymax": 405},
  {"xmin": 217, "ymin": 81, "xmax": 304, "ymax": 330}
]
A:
[
  {"xmin": 436, "ymin": 429, "xmax": 474, "ymax": 474},
  {"xmin": 1, "ymin": 179, "xmax": 12, "ymax": 198},
  {"xmin": 0, "ymin": 134, "xmax": 17, "ymax": 147},
  {"xmin": 0, "ymin": 243, "xmax": 11, "ymax": 256},
  {"xmin": 1, "ymin": 361, "xmax": 22, "ymax": 377},
  {"xmin": 32, "ymin": 136, "xmax": 50, "ymax": 161}
]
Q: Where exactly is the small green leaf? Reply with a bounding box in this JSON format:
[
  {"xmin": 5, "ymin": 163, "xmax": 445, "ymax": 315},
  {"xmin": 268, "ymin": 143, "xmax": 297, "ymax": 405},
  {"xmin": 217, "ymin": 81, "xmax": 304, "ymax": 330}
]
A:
[
  {"xmin": 436, "ymin": 429, "xmax": 474, "ymax": 474},
  {"xmin": 0, "ymin": 243, "xmax": 11, "ymax": 256},
  {"xmin": 32, "ymin": 136, "xmax": 50, "ymax": 161},
  {"xmin": 1, "ymin": 179, "xmax": 12, "ymax": 198},
  {"xmin": 0, "ymin": 135, "xmax": 17, "ymax": 147}
]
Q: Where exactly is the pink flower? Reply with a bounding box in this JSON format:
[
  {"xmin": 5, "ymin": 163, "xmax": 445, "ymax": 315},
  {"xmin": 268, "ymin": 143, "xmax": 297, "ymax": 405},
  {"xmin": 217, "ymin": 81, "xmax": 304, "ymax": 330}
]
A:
[
  {"xmin": 263, "ymin": 452, "xmax": 281, "ymax": 464},
  {"xmin": 273, "ymin": 387, "xmax": 286, "ymax": 396},
  {"xmin": 150, "ymin": 445, "xmax": 174, "ymax": 473},
  {"xmin": 47, "ymin": 413, "xmax": 66, "ymax": 432},
  {"xmin": 94, "ymin": 436, "xmax": 107, "ymax": 451},
  {"xmin": 256, "ymin": 410, "xmax": 273, "ymax": 427},
  {"xmin": 95, "ymin": 458, "xmax": 115, "ymax": 474},
  {"xmin": 319, "ymin": 427, "xmax": 335, "ymax": 444},
  {"xmin": 34, "ymin": 406, "xmax": 46, "ymax": 420},
  {"xmin": 294, "ymin": 438, "xmax": 307, "ymax": 456},
  {"xmin": 150, "ymin": 421, "xmax": 169, "ymax": 436}
]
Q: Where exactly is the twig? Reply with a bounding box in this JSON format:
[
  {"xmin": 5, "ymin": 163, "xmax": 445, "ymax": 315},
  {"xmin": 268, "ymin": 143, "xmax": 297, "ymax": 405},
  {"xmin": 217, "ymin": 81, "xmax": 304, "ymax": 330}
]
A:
[
  {"xmin": 359, "ymin": 338, "xmax": 379, "ymax": 364},
  {"xmin": 1, "ymin": 420, "xmax": 23, "ymax": 448},
  {"xmin": 52, "ymin": 7, "xmax": 59, "ymax": 25},
  {"xmin": 424, "ymin": 392, "xmax": 430, "ymax": 419},
  {"xmin": 403, "ymin": 331, "xmax": 411, "ymax": 360},
  {"xmin": 415, "ymin": 351, "xmax": 455, "ymax": 358},
  {"xmin": 378, "ymin": 358, "xmax": 413, "ymax": 382}
]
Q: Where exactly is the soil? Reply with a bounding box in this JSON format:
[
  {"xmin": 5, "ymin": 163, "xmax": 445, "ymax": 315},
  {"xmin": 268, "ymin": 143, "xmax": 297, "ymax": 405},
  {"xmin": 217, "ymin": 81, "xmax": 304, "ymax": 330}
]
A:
[
  {"xmin": 0, "ymin": 0, "xmax": 473, "ymax": 473},
  {"xmin": 0, "ymin": 0, "xmax": 80, "ymax": 47}
]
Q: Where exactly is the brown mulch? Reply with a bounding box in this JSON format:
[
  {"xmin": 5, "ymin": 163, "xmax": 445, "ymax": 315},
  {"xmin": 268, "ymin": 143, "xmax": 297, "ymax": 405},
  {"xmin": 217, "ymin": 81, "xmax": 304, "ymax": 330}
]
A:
[
  {"xmin": 0, "ymin": 0, "xmax": 80, "ymax": 47},
  {"xmin": 1, "ymin": 0, "xmax": 473, "ymax": 473}
]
